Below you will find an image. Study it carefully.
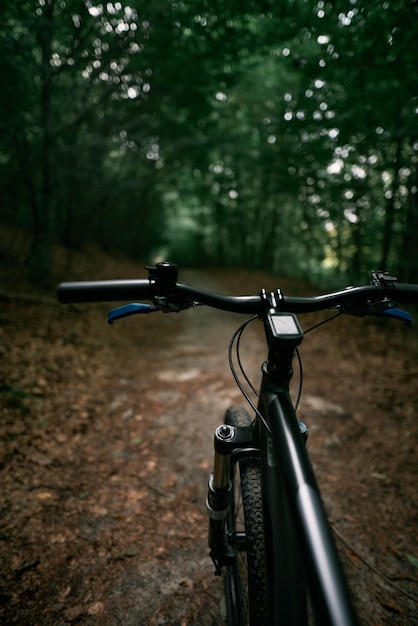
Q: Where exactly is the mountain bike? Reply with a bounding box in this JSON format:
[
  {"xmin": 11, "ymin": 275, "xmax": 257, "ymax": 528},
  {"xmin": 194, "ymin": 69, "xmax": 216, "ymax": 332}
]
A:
[{"xmin": 57, "ymin": 263, "xmax": 418, "ymax": 625}]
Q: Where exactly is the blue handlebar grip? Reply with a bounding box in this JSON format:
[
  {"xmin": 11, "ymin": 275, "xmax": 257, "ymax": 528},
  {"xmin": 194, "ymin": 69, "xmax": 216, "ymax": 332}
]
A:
[
  {"xmin": 108, "ymin": 303, "xmax": 154, "ymax": 324},
  {"xmin": 377, "ymin": 307, "xmax": 413, "ymax": 327}
]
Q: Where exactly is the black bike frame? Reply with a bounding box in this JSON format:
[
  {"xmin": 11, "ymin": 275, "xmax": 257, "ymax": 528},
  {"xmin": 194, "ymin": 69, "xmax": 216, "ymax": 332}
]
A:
[{"xmin": 257, "ymin": 314, "xmax": 357, "ymax": 625}]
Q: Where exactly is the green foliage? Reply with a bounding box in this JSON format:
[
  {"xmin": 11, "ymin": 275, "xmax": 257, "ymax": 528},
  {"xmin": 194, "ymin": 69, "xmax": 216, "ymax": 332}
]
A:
[
  {"xmin": 0, "ymin": 382, "xmax": 30, "ymax": 413},
  {"xmin": 1, "ymin": 0, "xmax": 417, "ymax": 283},
  {"xmin": 406, "ymin": 553, "xmax": 418, "ymax": 569}
]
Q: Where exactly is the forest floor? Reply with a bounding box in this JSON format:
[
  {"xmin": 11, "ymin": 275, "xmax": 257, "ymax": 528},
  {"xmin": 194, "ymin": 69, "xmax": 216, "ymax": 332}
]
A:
[{"xmin": 1, "ymin": 240, "xmax": 418, "ymax": 625}]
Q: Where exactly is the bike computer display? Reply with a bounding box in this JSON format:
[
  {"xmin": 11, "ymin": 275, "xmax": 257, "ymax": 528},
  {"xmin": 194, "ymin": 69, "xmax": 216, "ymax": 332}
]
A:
[
  {"xmin": 270, "ymin": 313, "xmax": 302, "ymax": 337},
  {"xmin": 266, "ymin": 312, "xmax": 304, "ymax": 343}
]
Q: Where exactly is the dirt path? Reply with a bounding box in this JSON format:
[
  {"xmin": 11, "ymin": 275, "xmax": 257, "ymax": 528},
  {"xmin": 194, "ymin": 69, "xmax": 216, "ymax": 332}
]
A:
[
  {"xmin": 1, "ymin": 260, "xmax": 417, "ymax": 625},
  {"xmin": 0, "ymin": 267, "xmax": 258, "ymax": 625}
]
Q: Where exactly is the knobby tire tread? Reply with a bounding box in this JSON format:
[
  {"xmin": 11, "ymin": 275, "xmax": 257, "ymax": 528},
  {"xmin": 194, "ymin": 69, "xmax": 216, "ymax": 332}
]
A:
[{"xmin": 225, "ymin": 406, "xmax": 268, "ymax": 625}]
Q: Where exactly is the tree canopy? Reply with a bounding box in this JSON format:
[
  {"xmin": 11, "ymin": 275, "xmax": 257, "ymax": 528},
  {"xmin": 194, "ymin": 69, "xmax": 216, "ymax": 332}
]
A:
[{"xmin": 1, "ymin": 0, "xmax": 417, "ymax": 284}]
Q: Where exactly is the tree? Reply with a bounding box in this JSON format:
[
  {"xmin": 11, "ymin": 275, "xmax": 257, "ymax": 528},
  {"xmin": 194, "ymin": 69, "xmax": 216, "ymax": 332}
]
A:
[
  {"xmin": 1, "ymin": 0, "xmax": 160, "ymax": 280},
  {"xmin": 1, "ymin": 0, "xmax": 417, "ymax": 284}
]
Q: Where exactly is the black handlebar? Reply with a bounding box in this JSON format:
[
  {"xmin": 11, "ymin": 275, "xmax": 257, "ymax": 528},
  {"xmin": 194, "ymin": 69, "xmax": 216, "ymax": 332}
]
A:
[{"xmin": 56, "ymin": 272, "xmax": 418, "ymax": 316}]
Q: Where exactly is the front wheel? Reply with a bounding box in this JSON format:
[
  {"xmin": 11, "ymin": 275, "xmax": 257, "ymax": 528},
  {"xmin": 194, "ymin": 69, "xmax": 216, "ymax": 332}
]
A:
[{"xmin": 223, "ymin": 406, "xmax": 268, "ymax": 626}]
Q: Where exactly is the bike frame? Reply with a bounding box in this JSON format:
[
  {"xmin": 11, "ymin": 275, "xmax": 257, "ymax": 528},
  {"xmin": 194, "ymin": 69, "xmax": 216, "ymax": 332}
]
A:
[
  {"xmin": 258, "ymin": 377, "xmax": 356, "ymax": 625},
  {"xmin": 210, "ymin": 310, "xmax": 357, "ymax": 625},
  {"xmin": 259, "ymin": 310, "xmax": 356, "ymax": 624}
]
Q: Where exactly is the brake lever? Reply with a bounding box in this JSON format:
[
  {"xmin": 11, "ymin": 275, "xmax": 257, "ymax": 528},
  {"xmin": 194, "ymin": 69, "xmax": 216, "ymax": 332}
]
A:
[
  {"xmin": 376, "ymin": 308, "xmax": 413, "ymax": 327},
  {"xmin": 108, "ymin": 303, "xmax": 156, "ymax": 324},
  {"xmin": 108, "ymin": 295, "xmax": 196, "ymax": 324},
  {"xmin": 152, "ymin": 295, "xmax": 194, "ymax": 313},
  {"xmin": 340, "ymin": 301, "xmax": 413, "ymax": 327}
]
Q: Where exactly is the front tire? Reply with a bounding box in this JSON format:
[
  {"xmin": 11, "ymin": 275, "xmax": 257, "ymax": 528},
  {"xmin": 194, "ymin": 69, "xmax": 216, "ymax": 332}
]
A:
[{"xmin": 223, "ymin": 406, "xmax": 268, "ymax": 625}]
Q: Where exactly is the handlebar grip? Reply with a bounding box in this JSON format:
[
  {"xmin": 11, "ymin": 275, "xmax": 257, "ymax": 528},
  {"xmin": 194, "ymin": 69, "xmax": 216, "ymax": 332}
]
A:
[
  {"xmin": 57, "ymin": 279, "xmax": 152, "ymax": 304},
  {"xmin": 393, "ymin": 283, "xmax": 418, "ymax": 303}
]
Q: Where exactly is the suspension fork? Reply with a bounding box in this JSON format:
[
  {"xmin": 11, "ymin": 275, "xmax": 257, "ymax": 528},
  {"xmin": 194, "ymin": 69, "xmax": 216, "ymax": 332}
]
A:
[{"xmin": 206, "ymin": 423, "xmax": 257, "ymax": 574}]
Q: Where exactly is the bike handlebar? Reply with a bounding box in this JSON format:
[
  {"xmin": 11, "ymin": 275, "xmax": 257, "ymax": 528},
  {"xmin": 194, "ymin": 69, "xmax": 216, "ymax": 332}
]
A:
[{"xmin": 56, "ymin": 269, "xmax": 418, "ymax": 316}]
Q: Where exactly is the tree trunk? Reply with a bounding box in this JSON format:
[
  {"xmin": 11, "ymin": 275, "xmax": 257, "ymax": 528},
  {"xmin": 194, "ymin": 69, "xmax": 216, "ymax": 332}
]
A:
[
  {"xmin": 399, "ymin": 160, "xmax": 418, "ymax": 282},
  {"xmin": 380, "ymin": 140, "xmax": 402, "ymax": 271},
  {"xmin": 26, "ymin": 0, "xmax": 54, "ymax": 285}
]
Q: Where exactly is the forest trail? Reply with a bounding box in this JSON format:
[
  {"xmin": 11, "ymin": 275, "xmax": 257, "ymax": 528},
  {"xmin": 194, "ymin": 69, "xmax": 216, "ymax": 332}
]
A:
[{"xmin": 1, "ymin": 257, "xmax": 417, "ymax": 625}]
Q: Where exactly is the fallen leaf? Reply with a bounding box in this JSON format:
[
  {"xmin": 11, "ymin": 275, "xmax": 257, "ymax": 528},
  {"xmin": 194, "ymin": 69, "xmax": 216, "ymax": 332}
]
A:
[
  {"xmin": 36, "ymin": 491, "xmax": 54, "ymax": 500},
  {"xmin": 64, "ymin": 605, "xmax": 84, "ymax": 621},
  {"xmin": 87, "ymin": 601, "xmax": 104, "ymax": 615},
  {"xmin": 406, "ymin": 553, "xmax": 418, "ymax": 569},
  {"xmin": 120, "ymin": 546, "xmax": 139, "ymax": 557}
]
